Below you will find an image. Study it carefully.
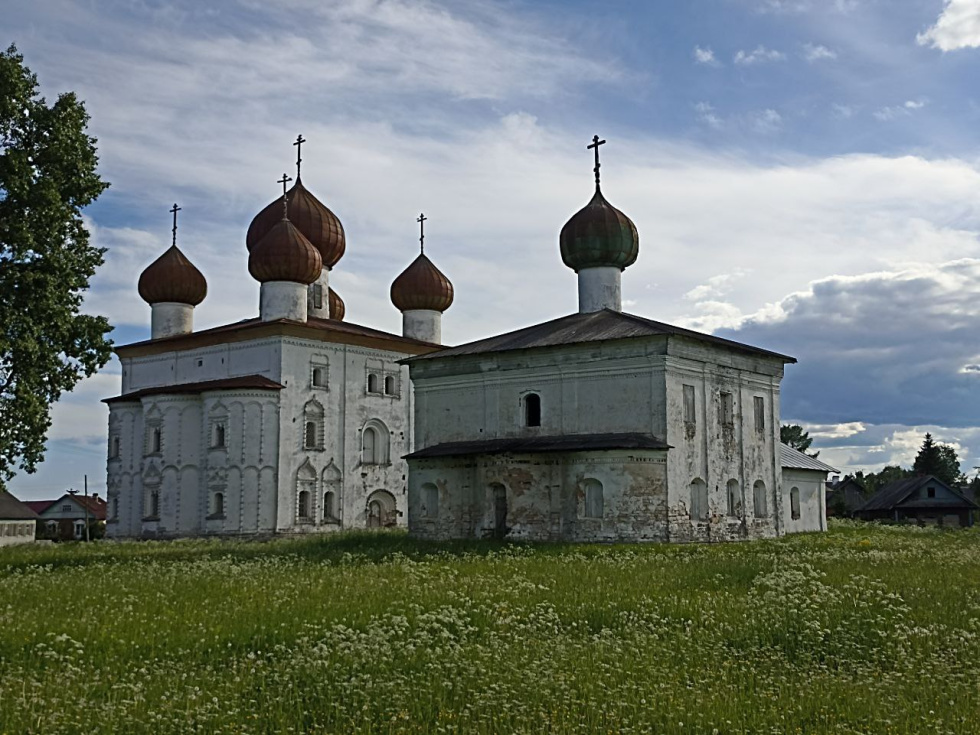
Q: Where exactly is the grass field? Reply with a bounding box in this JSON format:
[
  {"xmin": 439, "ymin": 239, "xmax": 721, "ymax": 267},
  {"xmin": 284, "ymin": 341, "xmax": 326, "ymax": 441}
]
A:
[{"xmin": 1, "ymin": 522, "xmax": 979, "ymax": 734}]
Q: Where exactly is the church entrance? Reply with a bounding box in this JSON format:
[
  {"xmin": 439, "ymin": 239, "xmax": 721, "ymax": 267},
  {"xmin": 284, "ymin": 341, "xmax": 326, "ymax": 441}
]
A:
[
  {"xmin": 366, "ymin": 490, "xmax": 397, "ymax": 528},
  {"xmin": 492, "ymin": 484, "xmax": 508, "ymax": 539}
]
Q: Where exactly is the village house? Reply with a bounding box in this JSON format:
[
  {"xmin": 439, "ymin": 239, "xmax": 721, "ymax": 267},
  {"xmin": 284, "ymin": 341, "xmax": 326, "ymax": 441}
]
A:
[
  {"xmin": 825, "ymin": 475, "xmax": 868, "ymax": 517},
  {"xmin": 0, "ymin": 490, "xmax": 39, "ymax": 547},
  {"xmin": 856, "ymin": 475, "xmax": 977, "ymax": 527},
  {"xmin": 26, "ymin": 492, "xmax": 107, "ymax": 541}
]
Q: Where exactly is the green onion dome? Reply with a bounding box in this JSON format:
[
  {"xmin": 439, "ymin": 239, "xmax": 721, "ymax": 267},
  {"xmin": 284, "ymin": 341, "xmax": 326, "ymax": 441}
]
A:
[{"xmin": 559, "ymin": 188, "xmax": 638, "ymax": 273}]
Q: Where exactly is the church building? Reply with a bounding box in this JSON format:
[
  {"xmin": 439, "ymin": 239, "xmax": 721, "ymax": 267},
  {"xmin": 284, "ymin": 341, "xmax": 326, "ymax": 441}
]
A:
[
  {"xmin": 404, "ymin": 136, "xmax": 830, "ymax": 543},
  {"xmin": 104, "ymin": 138, "xmax": 454, "ymax": 538}
]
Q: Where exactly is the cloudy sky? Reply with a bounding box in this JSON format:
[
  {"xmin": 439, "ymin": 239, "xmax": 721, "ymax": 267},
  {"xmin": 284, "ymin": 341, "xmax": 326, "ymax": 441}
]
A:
[{"xmin": 6, "ymin": 0, "xmax": 980, "ymax": 498}]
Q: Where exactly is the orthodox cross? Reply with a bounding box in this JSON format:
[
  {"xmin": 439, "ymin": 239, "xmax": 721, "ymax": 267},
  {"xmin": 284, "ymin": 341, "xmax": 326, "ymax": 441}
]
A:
[
  {"xmin": 587, "ymin": 134, "xmax": 606, "ymax": 188},
  {"xmin": 278, "ymin": 173, "xmax": 293, "ymax": 218},
  {"xmin": 169, "ymin": 203, "xmax": 181, "ymax": 247},
  {"xmin": 293, "ymin": 134, "xmax": 306, "ymax": 179},
  {"xmin": 417, "ymin": 212, "xmax": 427, "ymax": 254}
]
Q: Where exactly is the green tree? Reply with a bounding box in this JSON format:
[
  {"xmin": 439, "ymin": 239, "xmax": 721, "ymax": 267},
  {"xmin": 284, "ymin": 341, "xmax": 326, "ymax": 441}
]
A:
[
  {"xmin": 912, "ymin": 433, "xmax": 962, "ymax": 486},
  {"xmin": 0, "ymin": 44, "xmax": 111, "ymax": 489},
  {"xmin": 780, "ymin": 424, "xmax": 819, "ymax": 458}
]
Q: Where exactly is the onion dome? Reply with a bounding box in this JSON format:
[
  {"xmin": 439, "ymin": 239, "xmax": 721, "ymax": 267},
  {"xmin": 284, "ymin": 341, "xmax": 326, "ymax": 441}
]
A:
[
  {"xmin": 559, "ymin": 188, "xmax": 638, "ymax": 273},
  {"xmin": 390, "ymin": 254, "xmax": 454, "ymax": 312},
  {"xmin": 248, "ymin": 218, "xmax": 322, "ymax": 284},
  {"xmin": 138, "ymin": 246, "xmax": 207, "ymax": 305},
  {"xmin": 246, "ymin": 178, "xmax": 345, "ymax": 268},
  {"xmin": 328, "ymin": 287, "xmax": 345, "ymax": 321}
]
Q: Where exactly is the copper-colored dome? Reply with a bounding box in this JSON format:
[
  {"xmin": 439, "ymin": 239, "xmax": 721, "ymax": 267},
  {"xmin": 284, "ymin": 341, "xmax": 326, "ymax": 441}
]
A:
[
  {"xmin": 246, "ymin": 178, "xmax": 345, "ymax": 268},
  {"xmin": 328, "ymin": 287, "xmax": 345, "ymax": 321},
  {"xmin": 390, "ymin": 254, "xmax": 454, "ymax": 312},
  {"xmin": 559, "ymin": 188, "xmax": 638, "ymax": 273},
  {"xmin": 248, "ymin": 218, "xmax": 322, "ymax": 284},
  {"xmin": 137, "ymin": 246, "xmax": 207, "ymax": 305}
]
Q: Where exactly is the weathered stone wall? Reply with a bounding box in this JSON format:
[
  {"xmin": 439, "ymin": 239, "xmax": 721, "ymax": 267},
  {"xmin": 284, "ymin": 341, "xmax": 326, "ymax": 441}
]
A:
[
  {"xmin": 408, "ymin": 450, "xmax": 669, "ymax": 542},
  {"xmin": 782, "ymin": 467, "xmax": 828, "ymax": 534}
]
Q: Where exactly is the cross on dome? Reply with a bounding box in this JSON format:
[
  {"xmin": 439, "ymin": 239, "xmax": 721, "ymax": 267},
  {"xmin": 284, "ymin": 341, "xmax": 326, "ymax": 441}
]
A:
[
  {"xmin": 293, "ymin": 134, "xmax": 306, "ymax": 178},
  {"xmin": 170, "ymin": 203, "xmax": 181, "ymax": 247},
  {"xmin": 417, "ymin": 212, "xmax": 427, "ymax": 254},
  {"xmin": 587, "ymin": 134, "xmax": 606, "ymax": 189},
  {"xmin": 277, "ymin": 173, "xmax": 293, "ymax": 218}
]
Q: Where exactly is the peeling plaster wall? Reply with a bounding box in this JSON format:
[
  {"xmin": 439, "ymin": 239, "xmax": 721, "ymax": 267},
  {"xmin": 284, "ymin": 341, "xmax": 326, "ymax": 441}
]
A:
[
  {"xmin": 408, "ymin": 334, "xmax": 795, "ymax": 543},
  {"xmin": 409, "ymin": 450, "xmax": 668, "ymax": 542},
  {"xmin": 782, "ymin": 468, "xmax": 828, "ymax": 534}
]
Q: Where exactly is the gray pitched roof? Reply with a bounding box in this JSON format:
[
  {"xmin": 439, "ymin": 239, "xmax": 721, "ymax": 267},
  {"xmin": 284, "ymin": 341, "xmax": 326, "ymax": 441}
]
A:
[
  {"xmin": 858, "ymin": 475, "xmax": 978, "ymax": 512},
  {"xmin": 0, "ymin": 491, "xmax": 40, "ymax": 520},
  {"xmin": 406, "ymin": 432, "xmax": 670, "ymax": 459},
  {"xmin": 780, "ymin": 444, "xmax": 838, "ymax": 473},
  {"xmin": 406, "ymin": 309, "xmax": 795, "ymax": 363}
]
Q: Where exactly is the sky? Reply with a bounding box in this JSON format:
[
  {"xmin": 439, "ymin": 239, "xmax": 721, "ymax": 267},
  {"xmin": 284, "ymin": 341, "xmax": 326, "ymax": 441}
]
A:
[{"xmin": 5, "ymin": 0, "xmax": 980, "ymax": 499}]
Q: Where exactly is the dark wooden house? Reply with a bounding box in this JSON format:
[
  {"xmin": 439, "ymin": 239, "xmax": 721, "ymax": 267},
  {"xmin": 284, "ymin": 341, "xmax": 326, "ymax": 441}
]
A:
[
  {"xmin": 856, "ymin": 475, "xmax": 977, "ymax": 527},
  {"xmin": 826, "ymin": 476, "xmax": 868, "ymax": 517}
]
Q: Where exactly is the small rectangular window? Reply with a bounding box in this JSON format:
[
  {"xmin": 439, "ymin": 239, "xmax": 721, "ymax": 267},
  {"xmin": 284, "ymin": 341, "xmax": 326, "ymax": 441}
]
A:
[
  {"xmin": 212, "ymin": 423, "xmax": 226, "ymax": 449},
  {"xmin": 683, "ymin": 384, "xmax": 696, "ymax": 425},
  {"xmin": 720, "ymin": 392, "xmax": 734, "ymax": 426},
  {"xmin": 313, "ymin": 284, "xmax": 323, "ymax": 309},
  {"xmin": 62, "ymin": 504, "xmax": 72, "ymax": 512},
  {"xmin": 754, "ymin": 396, "xmax": 765, "ymax": 434},
  {"xmin": 927, "ymin": 487, "xmax": 936, "ymax": 498}
]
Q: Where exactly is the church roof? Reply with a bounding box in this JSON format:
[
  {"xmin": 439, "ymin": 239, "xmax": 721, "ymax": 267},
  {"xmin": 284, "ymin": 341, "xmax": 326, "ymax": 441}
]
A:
[
  {"xmin": 0, "ymin": 491, "xmax": 40, "ymax": 521},
  {"xmin": 115, "ymin": 316, "xmax": 441, "ymax": 358},
  {"xmin": 405, "ymin": 432, "xmax": 670, "ymax": 459},
  {"xmin": 103, "ymin": 375, "xmax": 284, "ymax": 404},
  {"xmin": 779, "ymin": 444, "xmax": 838, "ymax": 473},
  {"xmin": 407, "ymin": 309, "xmax": 795, "ymax": 363}
]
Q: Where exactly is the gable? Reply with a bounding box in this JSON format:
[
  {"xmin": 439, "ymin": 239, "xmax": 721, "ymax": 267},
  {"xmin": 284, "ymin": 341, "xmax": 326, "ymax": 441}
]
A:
[{"xmin": 896, "ymin": 481, "xmax": 973, "ymax": 508}]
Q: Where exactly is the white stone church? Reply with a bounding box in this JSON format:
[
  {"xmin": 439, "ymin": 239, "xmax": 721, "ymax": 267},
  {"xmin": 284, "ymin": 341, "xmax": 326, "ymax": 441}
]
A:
[{"xmin": 105, "ymin": 137, "xmax": 833, "ymax": 542}]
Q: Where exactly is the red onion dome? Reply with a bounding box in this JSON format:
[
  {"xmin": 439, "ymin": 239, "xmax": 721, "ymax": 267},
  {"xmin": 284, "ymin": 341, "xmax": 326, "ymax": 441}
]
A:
[
  {"xmin": 137, "ymin": 246, "xmax": 207, "ymax": 305},
  {"xmin": 390, "ymin": 254, "xmax": 454, "ymax": 312},
  {"xmin": 246, "ymin": 178, "xmax": 345, "ymax": 268},
  {"xmin": 328, "ymin": 287, "xmax": 345, "ymax": 321},
  {"xmin": 248, "ymin": 218, "xmax": 322, "ymax": 284}
]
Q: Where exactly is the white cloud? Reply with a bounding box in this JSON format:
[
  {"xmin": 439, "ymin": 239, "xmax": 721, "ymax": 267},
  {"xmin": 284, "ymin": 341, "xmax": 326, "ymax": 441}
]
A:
[
  {"xmin": 873, "ymin": 100, "xmax": 927, "ymax": 121},
  {"xmin": 833, "ymin": 103, "xmax": 855, "ymax": 119},
  {"xmin": 693, "ymin": 46, "xmax": 721, "ymax": 66},
  {"xmin": 802, "ymin": 43, "xmax": 837, "ymax": 62},
  {"xmin": 734, "ymin": 46, "xmax": 786, "ymax": 65},
  {"xmin": 750, "ymin": 108, "xmax": 783, "ymax": 133},
  {"xmin": 695, "ymin": 101, "xmax": 723, "ymax": 129},
  {"xmin": 917, "ymin": 0, "xmax": 980, "ymax": 51}
]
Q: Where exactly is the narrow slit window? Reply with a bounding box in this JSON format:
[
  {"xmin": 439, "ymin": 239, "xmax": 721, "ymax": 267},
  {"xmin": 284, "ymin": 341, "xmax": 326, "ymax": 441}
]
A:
[
  {"xmin": 683, "ymin": 384, "xmax": 696, "ymax": 425},
  {"xmin": 754, "ymin": 396, "xmax": 765, "ymax": 434},
  {"xmin": 720, "ymin": 392, "xmax": 734, "ymax": 426},
  {"xmin": 304, "ymin": 421, "xmax": 317, "ymax": 450},
  {"xmin": 384, "ymin": 376, "xmax": 396, "ymax": 395},
  {"xmin": 790, "ymin": 487, "xmax": 801, "ymax": 520},
  {"xmin": 367, "ymin": 373, "xmax": 379, "ymax": 393}
]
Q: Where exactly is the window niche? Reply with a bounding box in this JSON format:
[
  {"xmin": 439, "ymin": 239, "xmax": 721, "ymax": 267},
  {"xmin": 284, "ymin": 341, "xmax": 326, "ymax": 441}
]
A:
[
  {"xmin": 109, "ymin": 435, "xmax": 121, "ymax": 459},
  {"xmin": 361, "ymin": 420, "xmax": 390, "ymax": 465},
  {"xmin": 209, "ymin": 489, "xmax": 226, "ymax": 519},
  {"xmin": 690, "ymin": 478, "xmax": 709, "ymax": 521},
  {"xmin": 790, "ymin": 486, "xmax": 801, "ymax": 520},
  {"xmin": 583, "ymin": 479, "xmax": 604, "ymax": 519},
  {"xmin": 719, "ymin": 392, "xmax": 734, "ymax": 427},
  {"xmin": 683, "ymin": 384, "xmax": 696, "ymax": 428},
  {"xmin": 753, "ymin": 480, "xmax": 768, "ymax": 518},
  {"xmin": 524, "ymin": 393, "xmax": 541, "ymax": 428},
  {"xmin": 144, "ymin": 421, "xmax": 163, "ymax": 456},
  {"xmin": 421, "ymin": 483, "xmax": 439, "ymax": 519},
  {"xmin": 384, "ymin": 375, "xmax": 397, "ymax": 396},
  {"xmin": 311, "ymin": 357, "xmax": 329, "ymax": 389},
  {"xmin": 367, "ymin": 372, "xmax": 380, "ymax": 394},
  {"xmin": 726, "ymin": 479, "xmax": 740, "ymax": 517},
  {"xmin": 754, "ymin": 396, "xmax": 765, "ymax": 435},
  {"xmin": 296, "ymin": 461, "xmax": 316, "ymax": 524}
]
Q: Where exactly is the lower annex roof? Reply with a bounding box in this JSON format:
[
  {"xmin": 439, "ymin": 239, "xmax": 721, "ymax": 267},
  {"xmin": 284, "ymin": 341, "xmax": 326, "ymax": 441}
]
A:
[
  {"xmin": 405, "ymin": 433, "xmax": 671, "ymax": 459},
  {"xmin": 103, "ymin": 375, "xmax": 284, "ymax": 404}
]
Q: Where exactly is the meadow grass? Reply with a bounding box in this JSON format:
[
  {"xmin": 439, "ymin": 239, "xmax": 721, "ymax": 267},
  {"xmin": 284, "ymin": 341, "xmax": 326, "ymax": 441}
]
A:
[{"xmin": 1, "ymin": 522, "xmax": 979, "ymax": 734}]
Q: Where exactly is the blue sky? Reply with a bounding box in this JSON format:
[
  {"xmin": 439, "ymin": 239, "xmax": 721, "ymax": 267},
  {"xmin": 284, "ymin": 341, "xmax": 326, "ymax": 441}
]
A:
[{"xmin": 6, "ymin": 0, "xmax": 980, "ymax": 498}]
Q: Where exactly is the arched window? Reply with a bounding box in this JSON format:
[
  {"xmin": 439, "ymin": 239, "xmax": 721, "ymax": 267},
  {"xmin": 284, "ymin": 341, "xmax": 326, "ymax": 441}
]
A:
[
  {"xmin": 421, "ymin": 483, "xmax": 439, "ymax": 518},
  {"xmin": 151, "ymin": 428, "xmax": 161, "ymax": 453},
  {"xmin": 727, "ymin": 479, "xmax": 740, "ymax": 517},
  {"xmin": 753, "ymin": 480, "xmax": 768, "ymax": 518},
  {"xmin": 149, "ymin": 489, "xmax": 160, "ymax": 518},
  {"xmin": 524, "ymin": 393, "xmax": 541, "ymax": 427},
  {"xmin": 323, "ymin": 491, "xmax": 337, "ymax": 521},
  {"xmin": 109, "ymin": 436, "xmax": 120, "ymax": 459},
  {"xmin": 302, "ymin": 400, "xmax": 324, "ymax": 450},
  {"xmin": 384, "ymin": 375, "xmax": 396, "ymax": 395},
  {"xmin": 212, "ymin": 423, "xmax": 226, "ymax": 449},
  {"xmin": 790, "ymin": 487, "xmax": 801, "ymax": 520},
  {"xmin": 690, "ymin": 478, "xmax": 708, "ymax": 521},
  {"xmin": 361, "ymin": 421, "xmax": 390, "ymax": 465},
  {"xmin": 298, "ymin": 490, "xmax": 311, "ymax": 519},
  {"xmin": 367, "ymin": 373, "xmax": 380, "ymax": 393},
  {"xmin": 211, "ymin": 491, "xmax": 225, "ymax": 517},
  {"xmin": 312, "ymin": 367, "xmax": 326, "ymax": 388},
  {"xmin": 584, "ymin": 478, "xmax": 604, "ymax": 518}
]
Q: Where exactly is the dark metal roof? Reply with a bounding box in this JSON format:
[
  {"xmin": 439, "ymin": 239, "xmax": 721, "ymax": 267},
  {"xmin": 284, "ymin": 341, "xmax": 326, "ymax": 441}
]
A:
[
  {"xmin": 559, "ymin": 188, "xmax": 639, "ymax": 273},
  {"xmin": 780, "ymin": 444, "xmax": 838, "ymax": 473},
  {"xmin": 405, "ymin": 432, "xmax": 670, "ymax": 459},
  {"xmin": 407, "ymin": 309, "xmax": 795, "ymax": 363},
  {"xmin": 137, "ymin": 245, "xmax": 207, "ymax": 306},
  {"xmin": 857, "ymin": 475, "xmax": 978, "ymax": 512},
  {"xmin": 103, "ymin": 375, "xmax": 284, "ymax": 404},
  {"xmin": 390, "ymin": 254, "xmax": 454, "ymax": 313},
  {"xmin": 0, "ymin": 491, "xmax": 40, "ymax": 520}
]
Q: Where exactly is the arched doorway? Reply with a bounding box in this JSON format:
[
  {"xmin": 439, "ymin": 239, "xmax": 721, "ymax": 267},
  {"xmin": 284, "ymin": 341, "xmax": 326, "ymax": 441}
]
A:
[
  {"xmin": 366, "ymin": 490, "xmax": 397, "ymax": 528},
  {"xmin": 491, "ymin": 483, "xmax": 508, "ymax": 539}
]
